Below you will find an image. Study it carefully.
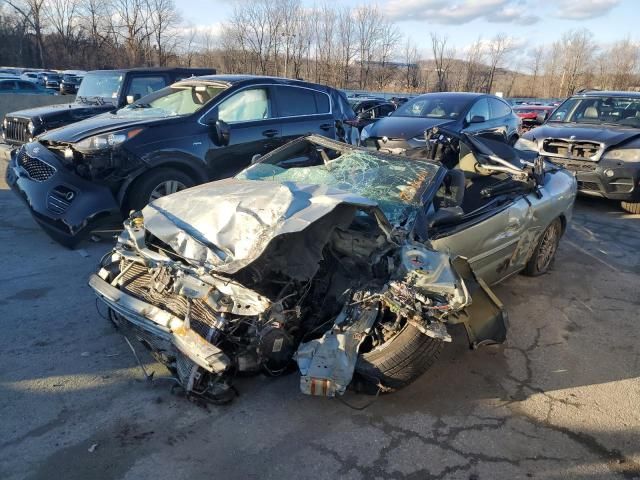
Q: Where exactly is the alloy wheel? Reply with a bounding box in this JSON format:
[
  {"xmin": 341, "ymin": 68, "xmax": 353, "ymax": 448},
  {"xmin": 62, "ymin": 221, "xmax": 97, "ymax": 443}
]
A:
[
  {"xmin": 149, "ymin": 180, "xmax": 186, "ymax": 202},
  {"xmin": 536, "ymin": 222, "xmax": 560, "ymax": 272}
]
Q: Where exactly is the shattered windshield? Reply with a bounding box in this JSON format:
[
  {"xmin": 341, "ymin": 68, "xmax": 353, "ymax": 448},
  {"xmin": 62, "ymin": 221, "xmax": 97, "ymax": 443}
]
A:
[
  {"xmin": 549, "ymin": 96, "xmax": 640, "ymax": 128},
  {"xmin": 114, "ymin": 84, "xmax": 227, "ymax": 118},
  {"xmin": 76, "ymin": 72, "xmax": 123, "ymax": 101},
  {"xmin": 238, "ymin": 150, "xmax": 439, "ymax": 225}
]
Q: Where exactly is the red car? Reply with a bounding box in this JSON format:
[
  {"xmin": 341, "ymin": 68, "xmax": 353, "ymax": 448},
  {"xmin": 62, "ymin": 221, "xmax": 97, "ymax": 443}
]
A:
[{"xmin": 513, "ymin": 105, "xmax": 555, "ymax": 130}]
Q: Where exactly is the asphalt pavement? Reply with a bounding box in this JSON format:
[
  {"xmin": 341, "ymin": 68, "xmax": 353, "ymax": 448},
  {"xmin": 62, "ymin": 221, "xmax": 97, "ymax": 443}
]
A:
[{"xmin": 0, "ymin": 161, "xmax": 639, "ymax": 480}]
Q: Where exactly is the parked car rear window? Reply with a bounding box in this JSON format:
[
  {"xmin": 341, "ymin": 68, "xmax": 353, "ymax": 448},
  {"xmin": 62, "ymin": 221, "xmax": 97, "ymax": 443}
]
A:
[{"xmin": 277, "ymin": 86, "xmax": 330, "ymax": 117}]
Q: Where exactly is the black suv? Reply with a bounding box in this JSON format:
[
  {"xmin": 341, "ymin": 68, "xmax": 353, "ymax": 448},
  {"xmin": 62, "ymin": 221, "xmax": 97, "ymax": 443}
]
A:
[
  {"xmin": 1, "ymin": 67, "xmax": 214, "ymax": 146},
  {"xmin": 521, "ymin": 91, "xmax": 640, "ymax": 213},
  {"xmin": 6, "ymin": 75, "xmax": 357, "ymax": 246}
]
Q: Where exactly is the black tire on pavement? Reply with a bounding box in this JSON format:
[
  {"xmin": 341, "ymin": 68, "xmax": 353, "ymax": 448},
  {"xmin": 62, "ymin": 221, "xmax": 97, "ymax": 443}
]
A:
[
  {"xmin": 523, "ymin": 217, "xmax": 562, "ymax": 276},
  {"xmin": 621, "ymin": 201, "xmax": 640, "ymax": 214},
  {"xmin": 125, "ymin": 168, "xmax": 195, "ymax": 212},
  {"xmin": 354, "ymin": 323, "xmax": 444, "ymax": 392}
]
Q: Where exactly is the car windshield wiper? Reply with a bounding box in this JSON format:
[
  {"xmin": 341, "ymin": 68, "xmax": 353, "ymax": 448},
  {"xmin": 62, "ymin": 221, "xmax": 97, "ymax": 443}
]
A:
[
  {"xmin": 76, "ymin": 95, "xmax": 90, "ymax": 104},
  {"xmin": 131, "ymin": 103, "xmax": 152, "ymax": 109}
]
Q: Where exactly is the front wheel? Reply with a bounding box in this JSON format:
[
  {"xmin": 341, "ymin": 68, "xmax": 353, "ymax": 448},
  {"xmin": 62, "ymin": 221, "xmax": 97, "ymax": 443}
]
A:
[
  {"xmin": 621, "ymin": 201, "xmax": 640, "ymax": 214},
  {"xmin": 125, "ymin": 168, "xmax": 195, "ymax": 212},
  {"xmin": 355, "ymin": 323, "xmax": 443, "ymax": 392},
  {"xmin": 523, "ymin": 218, "xmax": 562, "ymax": 276}
]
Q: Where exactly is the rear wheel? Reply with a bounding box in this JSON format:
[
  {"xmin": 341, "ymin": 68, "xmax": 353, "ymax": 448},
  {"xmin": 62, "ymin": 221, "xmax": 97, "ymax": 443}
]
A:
[
  {"xmin": 125, "ymin": 168, "xmax": 195, "ymax": 212},
  {"xmin": 355, "ymin": 322, "xmax": 443, "ymax": 393},
  {"xmin": 621, "ymin": 201, "xmax": 640, "ymax": 214},
  {"xmin": 523, "ymin": 218, "xmax": 562, "ymax": 276}
]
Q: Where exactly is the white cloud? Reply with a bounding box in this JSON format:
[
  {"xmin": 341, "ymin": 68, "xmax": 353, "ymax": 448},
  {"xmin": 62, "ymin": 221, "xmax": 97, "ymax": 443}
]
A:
[
  {"xmin": 555, "ymin": 0, "xmax": 621, "ymax": 19},
  {"xmin": 383, "ymin": 0, "xmax": 540, "ymax": 25}
]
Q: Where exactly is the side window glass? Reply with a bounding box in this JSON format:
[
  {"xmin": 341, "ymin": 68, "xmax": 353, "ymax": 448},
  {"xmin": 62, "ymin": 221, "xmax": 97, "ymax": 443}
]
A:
[
  {"xmin": 18, "ymin": 81, "xmax": 36, "ymax": 90},
  {"xmin": 0, "ymin": 81, "xmax": 15, "ymax": 91},
  {"xmin": 127, "ymin": 76, "xmax": 167, "ymax": 99},
  {"xmin": 315, "ymin": 91, "xmax": 330, "ymax": 113},
  {"xmin": 466, "ymin": 98, "xmax": 489, "ymax": 122},
  {"xmin": 380, "ymin": 104, "xmax": 395, "ymax": 116},
  {"xmin": 277, "ymin": 86, "xmax": 325, "ymax": 116},
  {"xmin": 489, "ymin": 98, "xmax": 511, "ymax": 119},
  {"xmin": 218, "ymin": 88, "xmax": 271, "ymax": 123}
]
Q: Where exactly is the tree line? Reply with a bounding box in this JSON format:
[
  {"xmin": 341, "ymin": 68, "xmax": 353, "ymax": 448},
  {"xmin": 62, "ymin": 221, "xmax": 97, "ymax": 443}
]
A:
[{"xmin": 1, "ymin": 0, "xmax": 639, "ymax": 97}]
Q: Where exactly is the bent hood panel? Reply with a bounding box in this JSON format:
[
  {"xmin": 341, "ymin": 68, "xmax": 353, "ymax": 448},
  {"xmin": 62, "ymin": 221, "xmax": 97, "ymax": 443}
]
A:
[{"xmin": 141, "ymin": 179, "xmax": 378, "ymax": 276}]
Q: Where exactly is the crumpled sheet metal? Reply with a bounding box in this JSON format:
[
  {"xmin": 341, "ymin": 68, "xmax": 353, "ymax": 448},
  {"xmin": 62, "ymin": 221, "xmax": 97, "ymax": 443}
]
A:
[
  {"xmin": 296, "ymin": 303, "xmax": 379, "ymax": 396},
  {"xmin": 141, "ymin": 179, "xmax": 377, "ymax": 275}
]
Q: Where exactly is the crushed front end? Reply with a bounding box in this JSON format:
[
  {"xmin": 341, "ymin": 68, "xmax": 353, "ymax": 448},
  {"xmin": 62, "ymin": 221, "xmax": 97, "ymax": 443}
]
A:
[{"xmin": 90, "ymin": 180, "xmax": 507, "ymax": 402}]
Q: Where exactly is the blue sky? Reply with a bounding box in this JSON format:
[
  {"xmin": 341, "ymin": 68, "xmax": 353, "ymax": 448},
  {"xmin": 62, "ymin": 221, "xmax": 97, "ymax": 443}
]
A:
[{"xmin": 179, "ymin": 0, "xmax": 638, "ymax": 57}]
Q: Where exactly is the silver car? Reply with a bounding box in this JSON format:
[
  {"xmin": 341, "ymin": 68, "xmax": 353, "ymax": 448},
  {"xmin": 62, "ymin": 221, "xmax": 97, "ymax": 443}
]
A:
[{"xmin": 90, "ymin": 133, "xmax": 576, "ymax": 403}]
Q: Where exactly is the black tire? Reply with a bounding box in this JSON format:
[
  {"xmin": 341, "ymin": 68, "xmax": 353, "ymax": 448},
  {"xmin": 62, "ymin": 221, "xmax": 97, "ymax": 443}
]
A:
[
  {"xmin": 523, "ymin": 217, "xmax": 562, "ymax": 276},
  {"xmin": 125, "ymin": 168, "xmax": 195, "ymax": 212},
  {"xmin": 355, "ymin": 323, "xmax": 443, "ymax": 392},
  {"xmin": 621, "ymin": 201, "xmax": 640, "ymax": 214}
]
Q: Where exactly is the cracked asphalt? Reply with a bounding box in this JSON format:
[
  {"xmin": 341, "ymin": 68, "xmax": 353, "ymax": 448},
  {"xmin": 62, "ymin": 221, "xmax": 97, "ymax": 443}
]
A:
[{"xmin": 1, "ymin": 166, "xmax": 639, "ymax": 479}]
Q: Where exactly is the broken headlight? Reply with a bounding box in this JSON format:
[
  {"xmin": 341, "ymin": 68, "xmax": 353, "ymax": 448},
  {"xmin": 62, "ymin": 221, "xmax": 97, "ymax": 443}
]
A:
[
  {"xmin": 603, "ymin": 148, "xmax": 640, "ymax": 162},
  {"xmin": 75, "ymin": 127, "xmax": 144, "ymax": 152}
]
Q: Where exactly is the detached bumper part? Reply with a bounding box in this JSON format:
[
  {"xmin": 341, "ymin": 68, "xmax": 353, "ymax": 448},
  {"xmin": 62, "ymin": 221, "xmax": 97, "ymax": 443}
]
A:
[
  {"xmin": 89, "ymin": 274, "xmax": 229, "ymax": 373},
  {"xmin": 296, "ymin": 303, "xmax": 379, "ymax": 397}
]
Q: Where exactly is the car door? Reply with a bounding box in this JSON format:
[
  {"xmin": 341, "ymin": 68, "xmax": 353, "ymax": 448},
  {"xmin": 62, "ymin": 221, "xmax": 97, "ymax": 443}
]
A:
[
  {"xmin": 274, "ymin": 85, "xmax": 335, "ymax": 143},
  {"xmin": 430, "ymin": 196, "xmax": 534, "ymax": 285},
  {"xmin": 203, "ymin": 85, "xmax": 282, "ymax": 180}
]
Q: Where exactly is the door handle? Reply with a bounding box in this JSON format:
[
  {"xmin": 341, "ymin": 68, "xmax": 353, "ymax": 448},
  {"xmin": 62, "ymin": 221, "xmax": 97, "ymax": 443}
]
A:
[
  {"xmin": 262, "ymin": 129, "xmax": 278, "ymax": 138},
  {"xmin": 319, "ymin": 123, "xmax": 333, "ymax": 131}
]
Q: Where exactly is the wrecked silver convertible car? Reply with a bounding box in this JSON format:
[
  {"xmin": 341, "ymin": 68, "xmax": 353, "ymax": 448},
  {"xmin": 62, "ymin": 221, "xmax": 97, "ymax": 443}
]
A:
[{"xmin": 90, "ymin": 133, "xmax": 576, "ymax": 403}]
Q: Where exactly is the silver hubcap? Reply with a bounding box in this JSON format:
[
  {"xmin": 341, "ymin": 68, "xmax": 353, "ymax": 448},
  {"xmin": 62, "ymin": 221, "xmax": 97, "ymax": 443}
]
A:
[
  {"xmin": 536, "ymin": 222, "xmax": 560, "ymax": 272},
  {"xmin": 149, "ymin": 180, "xmax": 186, "ymax": 202}
]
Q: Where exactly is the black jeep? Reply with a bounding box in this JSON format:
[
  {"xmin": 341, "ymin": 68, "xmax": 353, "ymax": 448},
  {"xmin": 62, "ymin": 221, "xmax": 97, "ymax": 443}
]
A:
[{"xmin": 1, "ymin": 67, "xmax": 214, "ymax": 146}]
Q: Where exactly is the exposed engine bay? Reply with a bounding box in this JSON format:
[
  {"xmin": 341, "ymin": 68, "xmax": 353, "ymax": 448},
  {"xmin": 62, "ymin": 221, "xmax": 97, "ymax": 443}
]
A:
[{"xmin": 90, "ymin": 180, "xmax": 493, "ymax": 404}]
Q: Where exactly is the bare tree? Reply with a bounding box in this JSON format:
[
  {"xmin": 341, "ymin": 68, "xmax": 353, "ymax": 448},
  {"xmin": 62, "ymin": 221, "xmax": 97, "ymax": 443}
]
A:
[
  {"xmin": 485, "ymin": 34, "xmax": 512, "ymax": 94},
  {"xmin": 5, "ymin": 0, "xmax": 48, "ymax": 67},
  {"xmin": 431, "ymin": 33, "xmax": 454, "ymax": 92},
  {"xmin": 403, "ymin": 38, "xmax": 419, "ymax": 91},
  {"xmin": 463, "ymin": 37, "xmax": 484, "ymax": 91}
]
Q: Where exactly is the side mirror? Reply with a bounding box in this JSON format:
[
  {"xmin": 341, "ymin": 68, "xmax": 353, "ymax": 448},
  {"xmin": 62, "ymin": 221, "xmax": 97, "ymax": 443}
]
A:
[
  {"xmin": 126, "ymin": 94, "xmax": 141, "ymax": 105},
  {"xmin": 429, "ymin": 206, "xmax": 465, "ymax": 228},
  {"xmin": 211, "ymin": 119, "xmax": 230, "ymax": 147},
  {"xmin": 469, "ymin": 115, "xmax": 485, "ymax": 124}
]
